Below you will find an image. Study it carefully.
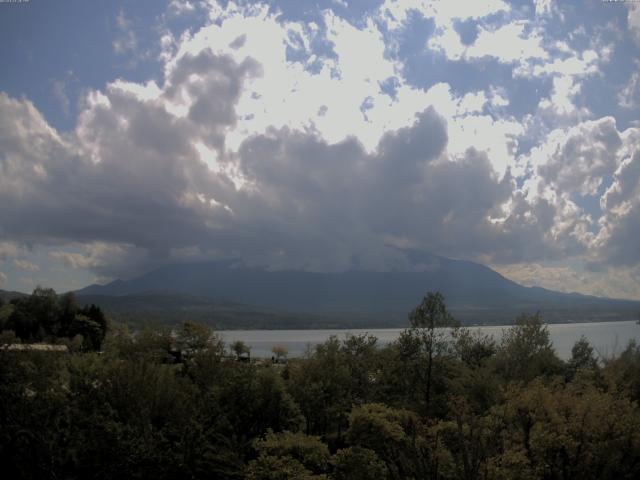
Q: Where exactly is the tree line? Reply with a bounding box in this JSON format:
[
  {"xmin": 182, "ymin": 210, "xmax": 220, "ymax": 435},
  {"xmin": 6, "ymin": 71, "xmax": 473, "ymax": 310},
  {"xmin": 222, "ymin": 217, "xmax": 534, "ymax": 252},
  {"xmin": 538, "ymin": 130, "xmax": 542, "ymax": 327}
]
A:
[
  {"xmin": 0, "ymin": 287, "xmax": 107, "ymax": 351},
  {"xmin": 1, "ymin": 290, "xmax": 640, "ymax": 479}
]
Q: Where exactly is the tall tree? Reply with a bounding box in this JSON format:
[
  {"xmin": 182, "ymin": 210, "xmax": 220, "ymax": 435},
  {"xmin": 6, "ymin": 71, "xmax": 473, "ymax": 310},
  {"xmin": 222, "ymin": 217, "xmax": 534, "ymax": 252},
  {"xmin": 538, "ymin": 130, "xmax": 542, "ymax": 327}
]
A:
[
  {"xmin": 495, "ymin": 312, "xmax": 563, "ymax": 383},
  {"xmin": 406, "ymin": 292, "xmax": 458, "ymax": 416}
]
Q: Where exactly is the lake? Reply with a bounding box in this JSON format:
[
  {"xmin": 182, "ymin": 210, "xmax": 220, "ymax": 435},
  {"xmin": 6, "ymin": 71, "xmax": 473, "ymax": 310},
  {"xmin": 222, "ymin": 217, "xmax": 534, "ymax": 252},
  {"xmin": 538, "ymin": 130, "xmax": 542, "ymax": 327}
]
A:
[{"xmin": 219, "ymin": 321, "xmax": 640, "ymax": 360}]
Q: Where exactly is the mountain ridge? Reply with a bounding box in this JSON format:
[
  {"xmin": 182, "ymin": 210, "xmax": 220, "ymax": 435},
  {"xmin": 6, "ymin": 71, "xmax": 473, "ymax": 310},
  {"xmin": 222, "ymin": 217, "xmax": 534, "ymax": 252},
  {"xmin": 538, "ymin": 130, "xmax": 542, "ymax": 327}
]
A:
[{"xmin": 75, "ymin": 256, "xmax": 640, "ymax": 326}]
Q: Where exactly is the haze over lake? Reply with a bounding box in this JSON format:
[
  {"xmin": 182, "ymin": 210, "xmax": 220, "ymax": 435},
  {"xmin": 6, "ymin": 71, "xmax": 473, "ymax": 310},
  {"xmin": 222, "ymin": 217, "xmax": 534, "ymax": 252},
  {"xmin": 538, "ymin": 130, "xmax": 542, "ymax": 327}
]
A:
[{"xmin": 220, "ymin": 321, "xmax": 640, "ymax": 360}]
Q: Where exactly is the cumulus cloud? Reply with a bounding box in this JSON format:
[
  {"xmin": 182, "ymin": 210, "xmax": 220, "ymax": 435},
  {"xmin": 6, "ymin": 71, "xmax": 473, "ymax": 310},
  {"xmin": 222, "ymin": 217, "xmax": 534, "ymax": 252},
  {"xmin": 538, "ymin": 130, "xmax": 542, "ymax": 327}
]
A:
[
  {"xmin": 1, "ymin": 0, "xmax": 639, "ymax": 299},
  {"xmin": 595, "ymin": 134, "xmax": 640, "ymax": 267},
  {"xmin": 0, "ymin": 68, "xmax": 588, "ymax": 278},
  {"xmin": 13, "ymin": 259, "xmax": 40, "ymax": 272},
  {"xmin": 0, "ymin": 79, "xmax": 546, "ymax": 277},
  {"xmin": 0, "ymin": 271, "xmax": 6, "ymax": 288},
  {"xmin": 535, "ymin": 117, "xmax": 622, "ymax": 196},
  {"xmin": 379, "ymin": 0, "xmax": 510, "ymax": 31}
]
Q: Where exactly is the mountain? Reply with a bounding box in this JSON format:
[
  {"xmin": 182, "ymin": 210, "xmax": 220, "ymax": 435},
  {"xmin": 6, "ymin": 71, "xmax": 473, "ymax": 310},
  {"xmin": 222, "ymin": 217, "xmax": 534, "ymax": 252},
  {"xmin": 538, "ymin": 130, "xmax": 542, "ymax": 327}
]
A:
[
  {"xmin": 76, "ymin": 257, "xmax": 640, "ymax": 326},
  {"xmin": 0, "ymin": 289, "xmax": 28, "ymax": 303}
]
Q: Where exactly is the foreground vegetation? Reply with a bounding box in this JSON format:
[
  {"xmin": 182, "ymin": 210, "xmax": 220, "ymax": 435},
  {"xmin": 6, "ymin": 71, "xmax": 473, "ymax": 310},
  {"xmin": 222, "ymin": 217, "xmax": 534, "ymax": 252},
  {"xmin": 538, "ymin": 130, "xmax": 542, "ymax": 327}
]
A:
[{"xmin": 2, "ymin": 290, "xmax": 640, "ymax": 479}]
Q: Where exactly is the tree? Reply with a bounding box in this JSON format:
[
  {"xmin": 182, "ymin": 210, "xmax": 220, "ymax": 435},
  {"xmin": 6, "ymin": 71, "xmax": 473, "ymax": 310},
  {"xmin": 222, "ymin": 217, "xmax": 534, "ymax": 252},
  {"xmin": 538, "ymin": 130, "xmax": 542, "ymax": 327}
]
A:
[
  {"xmin": 346, "ymin": 403, "xmax": 430, "ymax": 479},
  {"xmin": 272, "ymin": 344, "xmax": 288, "ymax": 362},
  {"xmin": 57, "ymin": 292, "xmax": 78, "ymax": 337},
  {"xmin": 69, "ymin": 314, "xmax": 103, "ymax": 351},
  {"xmin": 486, "ymin": 380, "xmax": 640, "ymax": 479},
  {"xmin": 246, "ymin": 431, "xmax": 330, "ymax": 479},
  {"xmin": 568, "ymin": 336, "xmax": 599, "ymax": 380},
  {"xmin": 331, "ymin": 447, "xmax": 388, "ymax": 480},
  {"xmin": 28, "ymin": 286, "xmax": 60, "ymax": 336},
  {"xmin": 448, "ymin": 328, "xmax": 500, "ymax": 414},
  {"xmin": 452, "ymin": 327, "xmax": 496, "ymax": 368},
  {"xmin": 494, "ymin": 312, "xmax": 563, "ymax": 383},
  {"xmin": 0, "ymin": 288, "xmax": 107, "ymax": 349},
  {"xmin": 246, "ymin": 455, "xmax": 322, "ymax": 480},
  {"xmin": 176, "ymin": 320, "xmax": 218, "ymax": 354},
  {"xmin": 231, "ymin": 340, "xmax": 251, "ymax": 360},
  {"xmin": 77, "ymin": 304, "xmax": 107, "ymax": 349},
  {"xmin": 5, "ymin": 287, "xmax": 59, "ymax": 342},
  {"xmin": 433, "ymin": 395, "xmax": 503, "ymax": 480},
  {"xmin": 0, "ymin": 300, "xmax": 14, "ymax": 333},
  {"xmin": 405, "ymin": 292, "xmax": 458, "ymax": 416},
  {"xmin": 287, "ymin": 336, "xmax": 352, "ymax": 436},
  {"xmin": 603, "ymin": 340, "xmax": 640, "ymax": 402}
]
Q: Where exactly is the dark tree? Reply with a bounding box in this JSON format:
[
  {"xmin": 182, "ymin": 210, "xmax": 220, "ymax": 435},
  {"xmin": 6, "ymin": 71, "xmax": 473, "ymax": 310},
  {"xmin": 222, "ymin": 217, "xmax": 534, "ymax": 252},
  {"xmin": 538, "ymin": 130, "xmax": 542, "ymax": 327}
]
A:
[{"xmin": 407, "ymin": 292, "xmax": 458, "ymax": 416}]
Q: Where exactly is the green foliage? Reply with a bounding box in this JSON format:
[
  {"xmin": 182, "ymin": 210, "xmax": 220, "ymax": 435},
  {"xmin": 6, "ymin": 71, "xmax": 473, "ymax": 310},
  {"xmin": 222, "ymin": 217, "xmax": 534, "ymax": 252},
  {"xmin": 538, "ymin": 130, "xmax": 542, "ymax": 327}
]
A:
[
  {"xmin": 0, "ymin": 328, "xmax": 18, "ymax": 346},
  {"xmin": 287, "ymin": 334, "xmax": 383, "ymax": 437},
  {"xmin": 3, "ymin": 290, "xmax": 640, "ymax": 479},
  {"xmin": 0, "ymin": 302, "xmax": 14, "ymax": 330},
  {"xmin": 484, "ymin": 380, "xmax": 640, "ymax": 479},
  {"xmin": 494, "ymin": 312, "xmax": 564, "ymax": 383},
  {"xmin": 603, "ymin": 339, "xmax": 640, "ymax": 402},
  {"xmin": 176, "ymin": 319, "xmax": 216, "ymax": 352},
  {"xmin": 452, "ymin": 327, "xmax": 497, "ymax": 368},
  {"xmin": 346, "ymin": 403, "xmax": 431, "ymax": 479},
  {"xmin": 105, "ymin": 324, "xmax": 176, "ymax": 363},
  {"xmin": 1, "ymin": 287, "xmax": 107, "ymax": 350},
  {"xmin": 409, "ymin": 291, "xmax": 458, "ymax": 330},
  {"xmin": 231, "ymin": 339, "xmax": 251, "ymax": 359},
  {"xmin": 384, "ymin": 292, "xmax": 459, "ymax": 417},
  {"xmin": 252, "ymin": 431, "xmax": 331, "ymax": 473},
  {"xmin": 246, "ymin": 454, "xmax": 325, "ymax": 480},
  {"xmin": 331, "ymin": 446, "xmax": 388, "ymax": 480},
  {"xmin": 569, "ymin": 336, "xmax": 598, "ymax": 370}
]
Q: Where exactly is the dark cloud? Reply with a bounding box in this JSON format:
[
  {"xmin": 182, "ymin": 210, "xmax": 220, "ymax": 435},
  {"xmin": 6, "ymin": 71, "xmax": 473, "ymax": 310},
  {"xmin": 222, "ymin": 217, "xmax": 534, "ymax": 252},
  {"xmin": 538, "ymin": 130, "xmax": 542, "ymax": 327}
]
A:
[
  {"xmin": 1, "ymin": 42, "xmax": 639, "ymax": 282},
  {"xmin": 596, "ymin": 146, "xmax": 640, "ymax": 267},
  {"xmin": 537, "ymin": 117, "xmax": 622, "ymax": 196},
  {"xmin": 163, "ymin": 49, "xmax": 262, "ymax": 151}
]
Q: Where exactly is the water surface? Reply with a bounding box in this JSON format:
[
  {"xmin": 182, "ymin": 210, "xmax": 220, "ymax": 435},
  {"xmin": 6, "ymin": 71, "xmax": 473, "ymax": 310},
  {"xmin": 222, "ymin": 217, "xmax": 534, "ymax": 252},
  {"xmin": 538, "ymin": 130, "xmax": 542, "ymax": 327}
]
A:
[{"xmin": 219, "ymin": 321, "xmax": 640, "ymax": 360}]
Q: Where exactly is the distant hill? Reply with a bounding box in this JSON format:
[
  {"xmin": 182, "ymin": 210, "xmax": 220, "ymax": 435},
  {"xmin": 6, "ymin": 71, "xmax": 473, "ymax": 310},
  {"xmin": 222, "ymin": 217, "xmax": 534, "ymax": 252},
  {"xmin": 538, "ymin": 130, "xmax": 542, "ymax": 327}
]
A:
[
  {"xmin": 74, "ymin": 292, "xmax": 392, "ymax": 330},
  {"xmin": 76, "ymin": 257, "xmax": 640, "ymax": 327},
  {"xmin": 0, "ymin": 289, "xmax": 28, "ymax": 303}
]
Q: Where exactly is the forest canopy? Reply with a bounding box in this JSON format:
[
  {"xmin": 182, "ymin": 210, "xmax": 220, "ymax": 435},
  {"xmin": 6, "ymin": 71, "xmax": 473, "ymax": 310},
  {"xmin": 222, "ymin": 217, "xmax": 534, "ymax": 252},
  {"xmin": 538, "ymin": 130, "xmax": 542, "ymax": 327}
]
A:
[{"xmin": 1, "ymin": 291, "xmax": 640, "ymax": 479}]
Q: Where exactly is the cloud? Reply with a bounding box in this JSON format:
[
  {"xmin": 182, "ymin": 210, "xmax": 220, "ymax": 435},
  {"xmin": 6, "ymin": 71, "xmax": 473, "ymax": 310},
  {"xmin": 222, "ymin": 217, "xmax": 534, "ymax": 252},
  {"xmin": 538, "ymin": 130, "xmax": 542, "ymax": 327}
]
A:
[
  {"xmin": 518, "ymin": 117, "xmax": 640, "ymax": 272},
  {"xmin": 1, "ymin": 0, "xmax": 640, "ymax": 299},
  {"xmin": 13, "ymin": 259, "xmax": 40, "ymax": 272},
  {"xmin": 113, "ymin": 8, "xmax": 138, "ymax": 54},
  {"xmin": 0, "ymin": 75, "xmax": 561, "ymax": 277},
  {"xmin": 52, "ymin": 80, "xmax": 70, "ymax": 117},
  {"xmin": 379, "ymin": 0, "xmax": 510, "ymax": 30},
  {"xmin": 168, "ymin": 0, "xmax": 196, "ymax": 17},
  {"xmin": 535, "ymin": 117, "xmax": 622, "ymax": 196},
  {"xmin": 0, "ymin": 242, "xmax": 22, "ymax": 260},
  {"xmin": 0, "ymin": 6, "xmax": 571, "ymax": 271},
  {"xmin": 629, "ymin": 4, "xmax": 640, "ymax": 46},
  {"xmin": 618, "ymin": 60, "xmax": 640, "ymax": 108},
  {"xmin": 595, "ymin": 132, "xmax": 640, "ymax": 267},
  {"xmin": 0, "ymin": 271, "xmax": 6, "ymax": 288},
  {"xmin": 468, "ymin": 22, "xmax": 548, "ymax": 64},
  {"xmin": 493, "ymin": 262, "xmax": 640, "ymax": 300},
  {"xmin": 49, "ymin": 243, "xmax": 129, "ymax": 271}
]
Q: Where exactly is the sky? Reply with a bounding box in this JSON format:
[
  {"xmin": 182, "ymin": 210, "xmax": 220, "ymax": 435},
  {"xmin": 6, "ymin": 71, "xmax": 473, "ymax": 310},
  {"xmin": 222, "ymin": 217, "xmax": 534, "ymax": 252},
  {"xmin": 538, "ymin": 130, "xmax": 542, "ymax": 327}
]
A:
[{"xmin": 1, "ymin": 0, "xmax": 640, "ymax": 299}]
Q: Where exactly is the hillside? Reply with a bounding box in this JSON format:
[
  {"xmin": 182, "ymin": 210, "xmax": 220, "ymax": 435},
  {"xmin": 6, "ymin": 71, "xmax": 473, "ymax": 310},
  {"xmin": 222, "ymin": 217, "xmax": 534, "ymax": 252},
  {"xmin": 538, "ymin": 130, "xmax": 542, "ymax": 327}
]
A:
[
  {"xmin": 0, "ymin": 289, "xmax": 28, "ymax": 303},
  {"xmin": 76, "ymin": 256, "xmax": 640, "ymax": 326}
]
